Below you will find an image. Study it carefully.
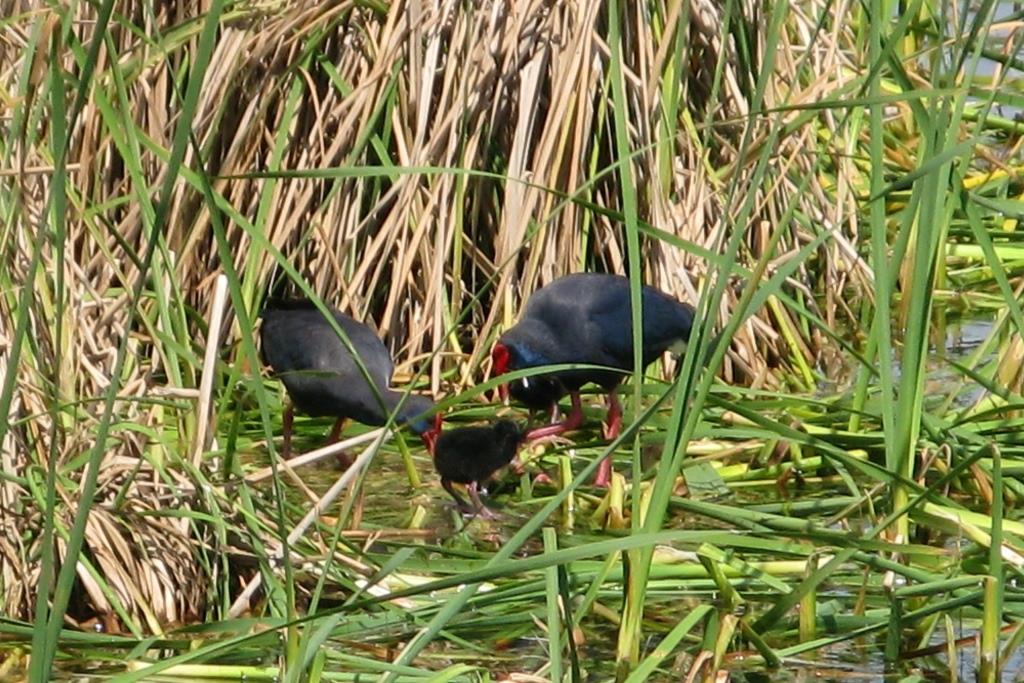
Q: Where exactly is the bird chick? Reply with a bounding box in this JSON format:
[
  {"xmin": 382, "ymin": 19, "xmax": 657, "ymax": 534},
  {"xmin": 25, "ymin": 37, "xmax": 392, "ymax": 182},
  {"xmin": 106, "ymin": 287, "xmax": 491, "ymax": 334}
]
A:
[{"xmin": 430, "ymin": 419, "xmax": 524, "ymax": 518}]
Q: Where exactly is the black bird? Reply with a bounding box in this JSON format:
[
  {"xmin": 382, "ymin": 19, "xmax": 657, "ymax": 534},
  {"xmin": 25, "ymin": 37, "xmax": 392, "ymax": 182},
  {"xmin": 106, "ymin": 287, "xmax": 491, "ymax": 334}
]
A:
[
  {"xmin": 490, "ymin": 273, "xmax": 696, "ymax": 486},
  {"xmin": 260, "ymin": 298, "xmax": 439, "ymax": 458},
  {"xmin": 430, "ymin": 419, "xmax": 524, "ymax": 517}
]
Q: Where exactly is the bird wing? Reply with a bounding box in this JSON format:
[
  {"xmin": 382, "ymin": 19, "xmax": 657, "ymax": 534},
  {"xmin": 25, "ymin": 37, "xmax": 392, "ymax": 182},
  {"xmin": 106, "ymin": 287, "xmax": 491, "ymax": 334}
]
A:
[
  {"xmin": 309, "ymin": 312, "xmax": 393, "ymax": 389},
  {"xmin": 514, "ymin": 274, "xmax": 694, "ymax": 368},
  {"xmin": 587, "ymin": 285, "xmax": 695, "ymax": 367}
]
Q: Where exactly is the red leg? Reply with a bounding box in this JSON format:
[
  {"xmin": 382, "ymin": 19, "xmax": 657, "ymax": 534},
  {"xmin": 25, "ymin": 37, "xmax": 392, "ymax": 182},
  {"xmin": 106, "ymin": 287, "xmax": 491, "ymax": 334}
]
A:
[
  {"xmin": 525, "ymin": 392, "xmax": 584, "ymax": 441},
  {"xmin": 326, "ymin": 418, "xmax": 346, "ymax": 443},
  {"xmin": 566, "ymin": 392, "xmax": 584, "ymax": 428},
  {"xmin": 282, "ymin": 405, "xmax": 294, "ymax": 459},
  {"xmin": 602, "ymin": 389, "xmax": 622, "ymax": 440},
  {"xmin": 326, "ymin": 418, "xmax": 352, "ymax": 468},
  {"xmin": 594, "ymin": 390, "xmax": 622, "ymax": 487}
]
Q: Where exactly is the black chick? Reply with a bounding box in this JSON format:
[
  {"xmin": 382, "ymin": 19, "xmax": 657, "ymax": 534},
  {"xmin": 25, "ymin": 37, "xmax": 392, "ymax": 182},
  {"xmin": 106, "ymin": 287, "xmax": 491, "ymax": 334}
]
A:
[{"xmin": 431, "ymin": 419, "xmax": 524, "ymax": 518}]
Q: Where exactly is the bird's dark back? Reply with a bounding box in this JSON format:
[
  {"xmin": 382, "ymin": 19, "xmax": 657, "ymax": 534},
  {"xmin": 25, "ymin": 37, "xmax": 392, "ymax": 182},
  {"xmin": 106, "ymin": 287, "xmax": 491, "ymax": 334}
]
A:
[
  {"xmin": 507, "ymin": 273, "xmax": 695, "ymax": 372},
  {"xmin": 260, "ymin": 299, "xmax": 395, "ymax": 418}
]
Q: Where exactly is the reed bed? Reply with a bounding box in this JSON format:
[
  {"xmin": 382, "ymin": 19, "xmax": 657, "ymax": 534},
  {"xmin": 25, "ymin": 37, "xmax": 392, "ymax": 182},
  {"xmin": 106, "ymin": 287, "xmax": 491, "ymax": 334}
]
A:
[{"xmin": 1, "ymin": 0, "xmax": 1023, "ymax": 680}]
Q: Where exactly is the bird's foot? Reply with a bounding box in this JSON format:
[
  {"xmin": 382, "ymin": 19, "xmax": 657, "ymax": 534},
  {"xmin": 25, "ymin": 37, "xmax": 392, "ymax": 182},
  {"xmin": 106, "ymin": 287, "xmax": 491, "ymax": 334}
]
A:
[
  {"xmin": 472, "ymin": 505, "xmax": 498, "ymax": 520},
  {"xmin": 601, "ymin": 418, "xmax": 622, "ymax": 441},
  {"xmin": 525, "ymin": 411, "xmax": 582, "ymax": 441},
  {"xmin": 524, "ymin": 431, "xmax": 576, "ymax": 449},
  {"xmin": 456, "ymin": 499, "xmax": 498, "ymax": 520},
  {"xmin": 446, "ymin": 501, "xmax": 497, "ymax": 523},
  {"xmin": 334, "ymin": 450, "xmax": 353, "ymax": 469},
  {"xmin": 532, "ymin": 472, "xmax": 554, "ymax": 486},
  {"xmin": 468, "ymin": 483, "xmax": 499, "ymax": 520}
]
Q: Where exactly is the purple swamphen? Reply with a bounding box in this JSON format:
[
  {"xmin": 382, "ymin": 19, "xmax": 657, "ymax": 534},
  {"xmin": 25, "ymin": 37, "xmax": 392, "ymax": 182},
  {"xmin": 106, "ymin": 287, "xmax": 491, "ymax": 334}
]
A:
[
  {"xmin": 260, "ymin": 298, "xmax": 439, "ymax": 458},
  {"xmin": 490, "ymin": 273, "xmax": 696, "ymax": 486}
]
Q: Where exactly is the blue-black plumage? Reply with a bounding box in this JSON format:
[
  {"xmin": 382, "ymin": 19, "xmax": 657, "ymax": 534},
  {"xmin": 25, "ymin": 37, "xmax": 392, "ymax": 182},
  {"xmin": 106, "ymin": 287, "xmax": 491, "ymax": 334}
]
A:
[
  {"xmin": 260, "ymin": 298, "xmax": 438, "ymax": 458},
  {"xmin": 431, "ymin": 419, "xmax": 524, "ymax": 517},
  {"xmin": 490, "ymin": 273, "xmax": 696, "ymax": 485}
]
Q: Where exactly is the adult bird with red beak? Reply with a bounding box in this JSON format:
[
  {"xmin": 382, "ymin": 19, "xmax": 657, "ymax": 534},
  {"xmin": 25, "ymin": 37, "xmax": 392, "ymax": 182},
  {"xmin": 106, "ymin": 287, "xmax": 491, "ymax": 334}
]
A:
[{"xmin": 490, "ymin": 273, "xmax": 697, "ymax": 487}]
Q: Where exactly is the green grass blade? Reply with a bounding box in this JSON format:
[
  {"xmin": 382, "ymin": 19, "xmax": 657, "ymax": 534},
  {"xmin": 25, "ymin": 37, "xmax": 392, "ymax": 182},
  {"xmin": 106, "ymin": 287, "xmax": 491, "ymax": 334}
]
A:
[{"xmin": 32, "ymin": 2, "xmax": 227, "ymax": 678}]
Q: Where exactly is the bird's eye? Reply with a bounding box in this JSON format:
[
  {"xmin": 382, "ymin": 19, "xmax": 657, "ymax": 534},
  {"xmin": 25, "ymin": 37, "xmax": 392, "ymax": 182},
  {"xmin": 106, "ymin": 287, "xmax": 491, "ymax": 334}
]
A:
[{"xmin": 521, "ymin": 377, "xmax": 530, "ymax": 388}]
